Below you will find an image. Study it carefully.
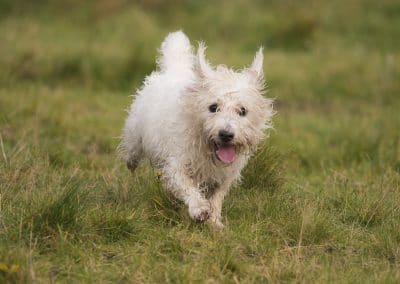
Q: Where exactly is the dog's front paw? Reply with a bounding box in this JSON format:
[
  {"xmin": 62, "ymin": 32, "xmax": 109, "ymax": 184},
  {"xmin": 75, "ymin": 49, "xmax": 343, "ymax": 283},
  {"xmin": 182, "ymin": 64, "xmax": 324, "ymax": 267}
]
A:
[
  {"xmin": 188, "ymin": 199, "xmax": 211, "ymax": 222},
  {"xmin": 208, "ymin": 216, "xmax": 225, "ymax": 229}
]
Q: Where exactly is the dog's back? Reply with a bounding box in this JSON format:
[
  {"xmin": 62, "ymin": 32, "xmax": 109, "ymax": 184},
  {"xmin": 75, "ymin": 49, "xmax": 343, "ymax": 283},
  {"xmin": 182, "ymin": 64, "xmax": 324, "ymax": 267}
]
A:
[{"xmin": 119, "ymin": 31, "xmax": 195, "ymax": 168}]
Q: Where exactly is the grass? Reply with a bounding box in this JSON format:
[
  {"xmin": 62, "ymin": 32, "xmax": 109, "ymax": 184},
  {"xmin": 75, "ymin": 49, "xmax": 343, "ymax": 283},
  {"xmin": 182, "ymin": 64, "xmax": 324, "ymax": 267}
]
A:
[{"xmin": 1, "ymin": 0, "xmax": 400, "ymax": 282}]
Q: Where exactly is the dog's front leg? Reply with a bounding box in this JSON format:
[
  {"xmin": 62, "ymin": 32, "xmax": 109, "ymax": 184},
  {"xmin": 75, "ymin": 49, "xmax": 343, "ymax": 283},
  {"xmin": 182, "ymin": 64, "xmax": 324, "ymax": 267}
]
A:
[
  {"xmin": 208, "ymin": 183, "xmax": 231, "ymax": 228},
  {"xmin": 161, "ymin": 163, "xmax": 211, "ymax": 222}
]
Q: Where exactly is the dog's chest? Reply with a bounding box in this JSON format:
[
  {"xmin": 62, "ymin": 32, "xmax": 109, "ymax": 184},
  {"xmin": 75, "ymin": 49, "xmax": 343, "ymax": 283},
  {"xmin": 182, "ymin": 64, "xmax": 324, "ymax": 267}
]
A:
[
  {"xmin": 199, "ymin": 179, "xmax": 220, "ymax": 198},
  {"xmin": 189, "ymin": 163, "xmax": 233, "ymax": 194}
]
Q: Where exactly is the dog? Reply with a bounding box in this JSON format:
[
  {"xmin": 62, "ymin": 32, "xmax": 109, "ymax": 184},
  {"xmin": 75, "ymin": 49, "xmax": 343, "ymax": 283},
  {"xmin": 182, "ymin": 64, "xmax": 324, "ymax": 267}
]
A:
[{"xmin": 119, "ymin": 31, "xmax": 273, "ymax": 228}]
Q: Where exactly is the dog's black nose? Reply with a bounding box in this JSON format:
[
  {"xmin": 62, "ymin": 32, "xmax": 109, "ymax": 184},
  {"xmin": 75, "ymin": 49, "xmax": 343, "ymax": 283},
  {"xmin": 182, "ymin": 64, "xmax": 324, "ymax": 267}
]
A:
[{"xmin": 218, "ymin": 130, "xmax": 234, "ymax": 143}]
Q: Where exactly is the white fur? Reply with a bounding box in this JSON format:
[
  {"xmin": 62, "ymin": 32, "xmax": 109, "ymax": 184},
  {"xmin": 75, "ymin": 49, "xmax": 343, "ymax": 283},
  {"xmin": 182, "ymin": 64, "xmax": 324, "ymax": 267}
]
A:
[{"xmin": 119, "ymin": 31, "xmax": 273, "ymax": 228}]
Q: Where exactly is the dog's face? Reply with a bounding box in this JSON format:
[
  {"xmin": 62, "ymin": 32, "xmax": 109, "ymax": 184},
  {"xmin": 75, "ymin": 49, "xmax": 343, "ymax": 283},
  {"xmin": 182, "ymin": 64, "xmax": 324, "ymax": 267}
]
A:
[{"xmin": 184, "ymin": 44, "xmax": 274, "ymax": 165}]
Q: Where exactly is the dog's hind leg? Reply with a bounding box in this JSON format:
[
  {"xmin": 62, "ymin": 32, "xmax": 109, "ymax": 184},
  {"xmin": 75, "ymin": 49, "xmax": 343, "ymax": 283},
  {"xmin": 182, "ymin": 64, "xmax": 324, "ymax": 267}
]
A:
[
  {"xmin": 119, "ymin": 126, "xmax": 143, "ymax": 172},
  {"xmin": 126, "ymin": 150, "xmax": 142, "ymax": 172},
  {"xmin": 126, "ymin": 138, "xmax": 143, "ymax": 172}
]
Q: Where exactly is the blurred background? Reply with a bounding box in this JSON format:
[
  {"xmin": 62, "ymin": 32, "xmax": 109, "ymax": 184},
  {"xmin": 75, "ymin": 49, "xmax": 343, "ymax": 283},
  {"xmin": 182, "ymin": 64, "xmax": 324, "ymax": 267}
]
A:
[{"xmin": 1, "ymin": 0, "xmax": 398, "ymax": 92}]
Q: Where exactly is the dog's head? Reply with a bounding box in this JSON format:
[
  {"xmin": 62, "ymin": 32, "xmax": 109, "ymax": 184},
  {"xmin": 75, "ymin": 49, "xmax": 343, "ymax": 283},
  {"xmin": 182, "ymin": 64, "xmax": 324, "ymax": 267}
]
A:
[{"xmin": 184, "ymin": 43, "xmax": 274, "ymax": 165}]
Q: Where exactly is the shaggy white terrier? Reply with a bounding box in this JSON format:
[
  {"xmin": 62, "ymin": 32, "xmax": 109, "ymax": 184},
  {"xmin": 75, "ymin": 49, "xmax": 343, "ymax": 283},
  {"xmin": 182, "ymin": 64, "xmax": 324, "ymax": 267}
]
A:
[{"xmin": 119, "ymin": 31, "xmax": 273, "ymax": 228}]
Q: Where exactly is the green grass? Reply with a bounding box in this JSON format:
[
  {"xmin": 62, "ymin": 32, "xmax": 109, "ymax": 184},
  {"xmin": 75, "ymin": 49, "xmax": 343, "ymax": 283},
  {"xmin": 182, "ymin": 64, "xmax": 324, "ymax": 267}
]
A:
[{"xmin": 1, "ymin": 0, "xmax": 400, "ymax": 282}]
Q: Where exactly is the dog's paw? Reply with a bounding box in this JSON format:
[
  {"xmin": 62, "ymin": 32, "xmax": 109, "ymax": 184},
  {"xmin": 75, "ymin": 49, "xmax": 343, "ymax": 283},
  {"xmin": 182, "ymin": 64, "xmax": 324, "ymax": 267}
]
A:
[
  {"xmin": 188, "ymin": 199, "xmax": 211, "ymax": 222},
  {"xmin": 208, "ymin": 216, "xmax": 225, "ymax": 229},
  {"xmin": 126, "ymin": 159, "xmax": 138, "ymax": 172}
]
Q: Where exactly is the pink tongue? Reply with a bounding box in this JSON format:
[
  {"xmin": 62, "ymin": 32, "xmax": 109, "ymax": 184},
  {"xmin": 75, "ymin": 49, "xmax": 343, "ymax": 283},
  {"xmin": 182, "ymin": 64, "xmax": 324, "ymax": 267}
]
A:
[{"xmin": 216, "ymin": 146, "xmax": 236, "ymax": 164}]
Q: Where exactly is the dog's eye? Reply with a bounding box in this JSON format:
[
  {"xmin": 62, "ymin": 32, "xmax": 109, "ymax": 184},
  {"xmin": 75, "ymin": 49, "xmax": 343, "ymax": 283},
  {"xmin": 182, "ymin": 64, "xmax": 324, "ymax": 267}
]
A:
[
  {"xmin": 239, "ymin": 107, "xmax": 247, "ymax": 116},
  {"xmin": 209, "ymin": 103, "xmax": 218, "ymax": 113}
]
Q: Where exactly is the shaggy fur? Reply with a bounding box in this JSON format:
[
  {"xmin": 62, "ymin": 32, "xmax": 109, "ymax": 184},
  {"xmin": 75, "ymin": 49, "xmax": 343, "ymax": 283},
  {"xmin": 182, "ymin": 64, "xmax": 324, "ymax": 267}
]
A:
[{"xmin": 119, "ymin": 31, "xmax": 273, "ymax": 228}]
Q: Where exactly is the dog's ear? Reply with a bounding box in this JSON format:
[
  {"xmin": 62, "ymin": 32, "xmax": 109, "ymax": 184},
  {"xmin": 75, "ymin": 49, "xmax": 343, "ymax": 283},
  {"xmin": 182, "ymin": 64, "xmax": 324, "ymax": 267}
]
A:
[
  {"xmin": 249, "ymin": 47, "xmax": 264, "ymax": 79},
  {"xmin": 196, "ymin": 42, "xmax": 214, "ymax": 78}
]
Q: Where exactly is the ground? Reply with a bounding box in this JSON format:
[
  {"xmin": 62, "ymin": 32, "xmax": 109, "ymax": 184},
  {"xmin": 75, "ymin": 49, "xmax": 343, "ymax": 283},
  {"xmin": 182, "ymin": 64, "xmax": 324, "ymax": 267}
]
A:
[{"xmin": 0, "ymin": 0, "xmax": 400, "ymax": 282}]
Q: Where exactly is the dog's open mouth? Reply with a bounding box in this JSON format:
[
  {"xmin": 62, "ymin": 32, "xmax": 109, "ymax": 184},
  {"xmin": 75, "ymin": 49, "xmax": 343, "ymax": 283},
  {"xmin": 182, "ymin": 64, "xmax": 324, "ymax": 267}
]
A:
[{"xmin": 214, "ymin": 142, "xmax": 237, "ymax": 164}]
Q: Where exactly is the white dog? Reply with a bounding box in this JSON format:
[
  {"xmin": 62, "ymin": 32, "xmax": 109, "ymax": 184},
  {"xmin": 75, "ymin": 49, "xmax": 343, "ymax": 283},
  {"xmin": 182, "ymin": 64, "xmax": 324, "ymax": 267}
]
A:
[{"xmin": 119, "ymin": 31, "xmax": 273, "ymax": 228}]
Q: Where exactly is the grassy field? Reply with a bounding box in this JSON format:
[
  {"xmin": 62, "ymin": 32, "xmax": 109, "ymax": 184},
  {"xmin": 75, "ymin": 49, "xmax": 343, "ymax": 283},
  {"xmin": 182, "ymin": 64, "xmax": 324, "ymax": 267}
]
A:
[{"xmin": 1, "ymin": 0, "xmax": 400, "ymax": 282}]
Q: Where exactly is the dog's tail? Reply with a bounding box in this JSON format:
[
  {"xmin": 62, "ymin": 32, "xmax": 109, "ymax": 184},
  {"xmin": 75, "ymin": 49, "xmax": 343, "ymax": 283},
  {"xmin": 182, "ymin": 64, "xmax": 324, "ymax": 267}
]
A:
[{"xmin": 157, "ymin": 31, "xmax": 193, "ymax": 73}]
